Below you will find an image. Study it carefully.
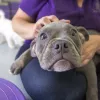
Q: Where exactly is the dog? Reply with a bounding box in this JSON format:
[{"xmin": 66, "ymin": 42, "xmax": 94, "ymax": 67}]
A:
[
  {"xmin": 0, "ymin": 33, "xmax": 6, "ymax": 44},
  {"xmin": 10, "ymin": 22, "xmax": 100, "ymax": 100},
  {"xmin": 0, "ymin": 10, "xmax": 24, "ymax": 49}
]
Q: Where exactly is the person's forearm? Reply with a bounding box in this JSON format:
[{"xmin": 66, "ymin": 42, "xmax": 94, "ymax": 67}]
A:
[
  {"xmin": 88, "ymin": 30, "xmax": 100, "ymax": 54},
  {"xmin": 12, "ymin": 17, "xmax": 35, "ymax": 40},
  {"xmin": 97, "ymin": 35, "xmax": 100, "ymax": 54},
  {"xmin": 93, "ymin": 35, "xmax": 100, "ymax": 54}
]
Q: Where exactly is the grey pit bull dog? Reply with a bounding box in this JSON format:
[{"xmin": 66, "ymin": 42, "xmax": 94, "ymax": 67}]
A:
[{"xmin": 10, "ymin": 22, "xmax": 100, "ymax": 100}]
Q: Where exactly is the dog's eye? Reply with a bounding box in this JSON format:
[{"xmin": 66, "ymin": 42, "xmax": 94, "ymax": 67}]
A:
[
  {"xmin": 71, "ymin": 29, "xmax": 77, "ymax": 36},
  {"xmin": 40, "ymin": 33, "xmax": 47, "ymax": 40}
]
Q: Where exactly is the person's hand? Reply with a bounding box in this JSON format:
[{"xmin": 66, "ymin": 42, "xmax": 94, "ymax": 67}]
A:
[
  {"xmin": 81, "ymin": 35, "xmax": 100, "ymax": 66},
  {"xmin": 32, "ymin": 15, "xmax": 70, "ymax": 37}
]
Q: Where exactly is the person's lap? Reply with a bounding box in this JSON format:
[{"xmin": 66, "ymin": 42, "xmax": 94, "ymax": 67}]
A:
[
  {"xmin": 96, "ymin": 64, "xmax": 100, "ymax": 100},
  {"xmin": 16, "ymin": 43, "xmax": 99, "ymax": 100}
]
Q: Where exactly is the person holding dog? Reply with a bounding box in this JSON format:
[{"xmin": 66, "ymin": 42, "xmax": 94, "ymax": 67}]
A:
[{"xmin": 12, "ymin": 0, "xmax": 100, "ymax": 100}]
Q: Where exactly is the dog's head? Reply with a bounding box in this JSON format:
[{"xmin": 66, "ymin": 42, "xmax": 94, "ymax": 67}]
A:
[{"xmin": 30, "ymin": 22, "xmax": 89, "ymax": 72}]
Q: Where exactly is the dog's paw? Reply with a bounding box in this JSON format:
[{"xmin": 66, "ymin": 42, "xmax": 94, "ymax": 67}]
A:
[{"xmin": 10, "ymin": 63, "xmax": 23, "ymax": 75}]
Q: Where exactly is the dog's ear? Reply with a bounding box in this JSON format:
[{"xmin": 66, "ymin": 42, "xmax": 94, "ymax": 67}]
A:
[
  {"xmin": 76, "ymin": 26, "xmax": 89, "ymax": 41},
  {"xmin": 30, "ymin": 39, "xmax": 36, "ymax": 57}
]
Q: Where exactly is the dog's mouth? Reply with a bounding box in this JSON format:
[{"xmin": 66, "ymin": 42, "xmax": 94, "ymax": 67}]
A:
[{"xmin": 48, "ymin": 59, "xmax": 74, "ymax": 72}]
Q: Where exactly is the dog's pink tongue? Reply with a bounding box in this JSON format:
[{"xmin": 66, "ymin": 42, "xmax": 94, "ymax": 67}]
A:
[{"xmin": 53, "ymin": 59, "xmax": 72, "ymax": 72}]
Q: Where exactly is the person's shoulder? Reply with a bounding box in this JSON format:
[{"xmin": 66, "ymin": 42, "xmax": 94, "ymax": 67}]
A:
[
  {"xmin": 19, "ymin": 0, "xmax": 48, "ymax": 19},
  {"xmin": 20, "ymin": 0, "xmax": 48, "ymax": 6}
]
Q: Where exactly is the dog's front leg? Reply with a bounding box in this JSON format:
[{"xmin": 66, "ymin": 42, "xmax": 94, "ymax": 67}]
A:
[
  {"xmin": 10, "ymin": 48, "xmax": 33, "ymax": 75},
  {"xmin": 76, "ymin": 60, "xmax": 98, "ymax": 100}
]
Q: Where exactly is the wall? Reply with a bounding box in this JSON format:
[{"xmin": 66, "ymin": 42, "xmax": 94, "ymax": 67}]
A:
[{"xmin": 0, "ymin": 0, "xmax": 20, "ymax": 19}]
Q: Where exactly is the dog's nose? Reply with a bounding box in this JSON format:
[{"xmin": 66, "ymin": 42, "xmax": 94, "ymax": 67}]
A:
[{"xmin": 54, "ymin": 40, "xmax": 69, "ymax": 53}]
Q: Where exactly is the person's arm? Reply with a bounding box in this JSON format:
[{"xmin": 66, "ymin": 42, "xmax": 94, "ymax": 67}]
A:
[
  {"xmin": 12, "ymin": 8, "xmax": 35, "ymax": 40},
  {"xmin": 12, "ymin": 8, "xmax": 70, "ymax": 40},
  {"xmin": 88, "ymin": 30, "xmax": 100, "ymax": 54},
  {"xmin": 81, "ymin": 34, "xmax": 100, "ymax": 66},
  {"xmin": 96, "ymin": 35, "xmax": 100, "ymax": 54},
  {"xmin": 12, "ymin": 9, "xmax": 59, "ymax": 40}
]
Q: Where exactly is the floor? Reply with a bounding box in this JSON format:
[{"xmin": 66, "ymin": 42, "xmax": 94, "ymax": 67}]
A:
[{"xmin": 0, "ymin": 43, "xmax": 32, "ymax": 100}]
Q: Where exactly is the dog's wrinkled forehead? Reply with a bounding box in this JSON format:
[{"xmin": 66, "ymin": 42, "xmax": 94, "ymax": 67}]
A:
[{"xmin": 39, "ymin": 22, "xmax": 75, "ymax": 35}]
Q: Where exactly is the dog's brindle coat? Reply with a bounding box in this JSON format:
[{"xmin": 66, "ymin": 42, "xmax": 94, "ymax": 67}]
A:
[{"xmin": 10, "ymin": 22, "xmax": 100, "ymax": 100}]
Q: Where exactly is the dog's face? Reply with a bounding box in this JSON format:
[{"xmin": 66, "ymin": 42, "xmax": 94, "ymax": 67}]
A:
[{"xmin": 31, "ymin": 22, "xmax": 89, "ymax": 72}]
